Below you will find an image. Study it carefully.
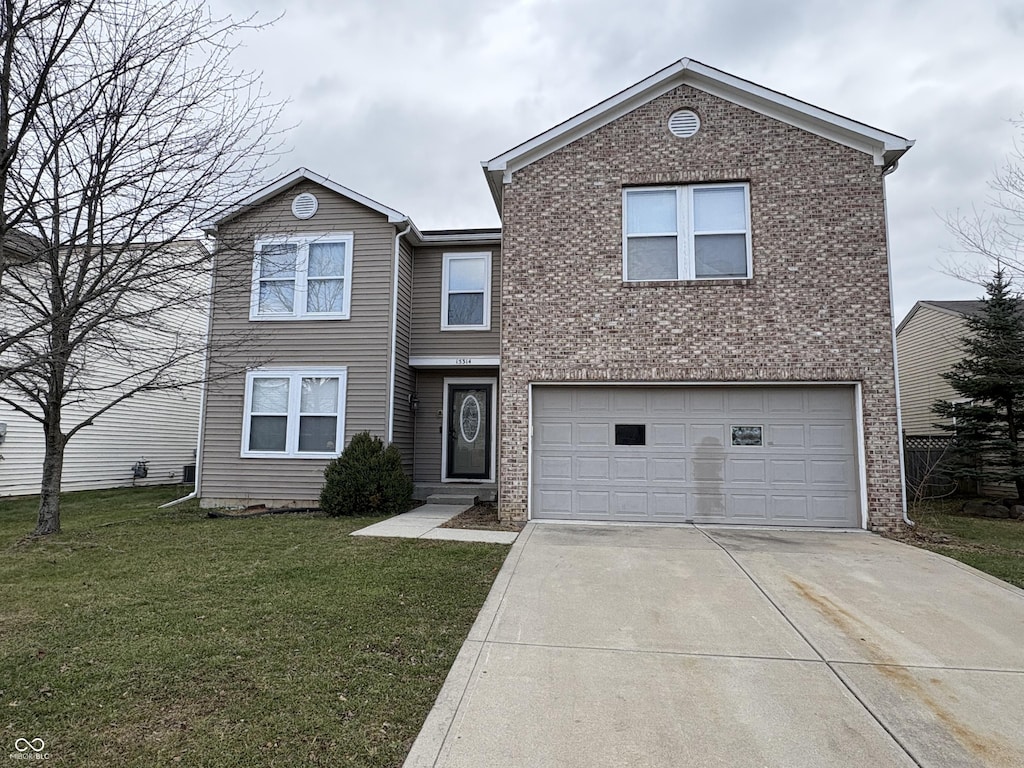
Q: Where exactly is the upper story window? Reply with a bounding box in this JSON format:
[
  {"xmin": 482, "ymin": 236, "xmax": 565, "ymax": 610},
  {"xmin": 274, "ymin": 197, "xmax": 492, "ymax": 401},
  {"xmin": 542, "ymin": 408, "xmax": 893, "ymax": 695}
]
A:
[
  {"xmin": 242, "ymin": 368, "xmax": 347, "ymax": 458},
  {"xmin": 442, "ymin": 252, "xmax": 492, "ymax": 331},
  {"xmin": 623, "ymin": 183, "xmax": 751, "ymax": 281},
  {"xmin": 250, "ymin": 233, "xmax": 354, "ymax": 321}
]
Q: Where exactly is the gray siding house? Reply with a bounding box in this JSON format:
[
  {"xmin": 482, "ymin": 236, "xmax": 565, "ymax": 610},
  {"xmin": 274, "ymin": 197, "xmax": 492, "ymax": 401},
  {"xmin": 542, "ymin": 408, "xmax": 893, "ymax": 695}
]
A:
[{"xmin": 196, "ymin": 58, "xmax": 913, "ymax": 531}]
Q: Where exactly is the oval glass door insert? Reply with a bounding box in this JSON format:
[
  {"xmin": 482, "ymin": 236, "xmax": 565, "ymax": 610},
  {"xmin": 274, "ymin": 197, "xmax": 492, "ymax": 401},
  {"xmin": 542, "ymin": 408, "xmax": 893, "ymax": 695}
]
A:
[{"xmin": 460, "ymin": 395, "xmax": 481, "ymax": 443}]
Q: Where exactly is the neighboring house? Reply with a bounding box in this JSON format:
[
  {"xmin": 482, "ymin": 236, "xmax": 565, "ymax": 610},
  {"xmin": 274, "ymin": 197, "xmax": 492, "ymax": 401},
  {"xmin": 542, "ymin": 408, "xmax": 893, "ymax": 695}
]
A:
[
  {"xmin": 197, "ymin": 58, "xmax": 914, "ymax": 531},
  {"xmin": 895, "ymin": 300, "xmax": 983, "ymax": 436},
  {"xmin": 0, "ymin": 240, "xmax": 207, "ymax": 497}
]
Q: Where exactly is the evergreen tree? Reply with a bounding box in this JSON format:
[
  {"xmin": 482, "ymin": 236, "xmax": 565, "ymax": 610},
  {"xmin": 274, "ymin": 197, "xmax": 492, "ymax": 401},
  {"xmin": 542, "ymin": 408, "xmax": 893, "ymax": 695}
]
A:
[{"xmin": 933, "ymin": 269, "xmax": 1024, "ymax": 500}]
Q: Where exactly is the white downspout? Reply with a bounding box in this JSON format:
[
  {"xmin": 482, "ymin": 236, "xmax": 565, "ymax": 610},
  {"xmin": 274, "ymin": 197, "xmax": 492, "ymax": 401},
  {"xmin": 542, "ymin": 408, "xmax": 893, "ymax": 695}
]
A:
[
  {"xmin": 386, "ymin": 220, "xmax": 413, "ymax": 444},
  {"xmin": 882, "ymin": 160, "xmax": 914, "ymax": 527},
  {"xmin": 160, "ymin": 242, "xmax": 217, "ymax": 509}
]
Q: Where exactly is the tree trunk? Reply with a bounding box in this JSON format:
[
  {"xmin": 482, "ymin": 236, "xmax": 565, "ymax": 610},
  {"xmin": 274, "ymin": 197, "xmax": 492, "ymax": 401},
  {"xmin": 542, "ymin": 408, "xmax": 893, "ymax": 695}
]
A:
[{"xmin": 34, "ymin": 421, "xmax": 65, "ymax": 535}]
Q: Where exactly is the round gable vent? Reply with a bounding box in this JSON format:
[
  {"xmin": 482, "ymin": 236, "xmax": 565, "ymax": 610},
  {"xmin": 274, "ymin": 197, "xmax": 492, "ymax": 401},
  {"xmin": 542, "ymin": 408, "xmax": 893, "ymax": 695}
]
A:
[
  {"xmin": 291, "ymin": 192, "xmax": 319, "ymax": 220},
  {"xmin": 668, "ymin": 109, "xmax": 701, "ymax": 138}
]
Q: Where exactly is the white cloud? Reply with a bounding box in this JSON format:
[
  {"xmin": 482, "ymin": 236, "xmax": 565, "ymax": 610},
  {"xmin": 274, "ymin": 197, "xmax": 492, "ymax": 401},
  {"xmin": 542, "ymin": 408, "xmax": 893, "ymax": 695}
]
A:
[{"xmin": 212, "ymin": 0, "xmax": 1024, "ymax": 320}]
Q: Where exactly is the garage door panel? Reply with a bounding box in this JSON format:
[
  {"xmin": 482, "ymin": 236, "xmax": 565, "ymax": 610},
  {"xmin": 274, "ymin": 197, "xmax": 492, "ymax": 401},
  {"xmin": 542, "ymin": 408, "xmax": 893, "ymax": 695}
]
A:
[
  {"xmin": 727, "ymin": 389, "xmax": 766, "ymax": 412},
  {"xmin": 531, "ymin": 386, "xmax": 860, "ymax": 527},
  {"xmin": 651, "ymin": 424, "xmax": 685, "ymax": 446},
  {"xmin": 577, "ymin": 456, "xmax": 610, "ymax": 480},
  {"xmin": 810, "ymin": 460, "xmax": 851, "ymax": 485},
  {"xmin": 691, "ymin": 424, "xmax": 726, "ymax": 444},
  {"xmin": 613, "ymin": 492, "xmax": 648, "ymax": 516},
  {"xmin": 577, "ymin": 423, "xmax": 610, "ymax": 445},
  {"xmin": 536, "ymin": 489, "xmax": 574, "ymax": 517},
  {"xmin": 769, "ymin": 459, "xmax": 807, "ymax": 484},
  {"xmin": 652, "ymin": 458, "xmax": 687, "ymax": 481},
  {"xmin": 651, "ymin": 493, "xmax": 687, "ymax": 517},
  {"xmin": 771, "ymin": 495, "xmax": 810, "ymax": 520},
  {"xmin": 614, "ymin": 458, "xmax": 648, "ymax": 481},
  {"xmin": 538, "ymin": 455, "xmax": 572, "ymax": 479},
  {"xmin": 538, "ymin": 422, "xmax": 573, "ymax": 446},
  {"xmin": 693, "ymin": 457, "xmax": 725, "ymax": 481},
  {"xmin": 577, "ymin": 491, "xmax": 612, "ymax": 517},
  {"xmin": 768, "ymin": 424, "xmax": 806, "ymax": 448},
  {"xmin": 809, "ymin": 424, "xmax": 850, "ymax": 449},
  {"xmin": 729, "ymin": 458, "xmax": 767, "ymax": 483},
  {"xmin": 730, "ymin": 494, "xmax": 768, "ymax": 520},
  {"xmin": 768, "ymin": 389, "xmax": 805, "ymax": 412}
]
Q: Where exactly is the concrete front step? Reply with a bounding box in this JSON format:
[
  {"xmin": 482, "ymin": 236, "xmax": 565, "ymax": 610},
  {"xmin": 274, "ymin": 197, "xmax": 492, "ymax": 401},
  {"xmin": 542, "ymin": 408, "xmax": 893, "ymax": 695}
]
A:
[
  {"xmin": 426, "ymin": 493, "xmax": 479, "ymax": 506},
  {"xmin": 414, "ymin": 483, "xmax": 496, "ymax": 502}
]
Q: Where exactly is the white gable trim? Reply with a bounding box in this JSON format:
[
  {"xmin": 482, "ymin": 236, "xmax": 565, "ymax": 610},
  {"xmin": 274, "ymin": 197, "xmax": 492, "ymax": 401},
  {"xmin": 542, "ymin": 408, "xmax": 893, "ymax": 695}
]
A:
[
  {"xmin": 483, "ymin": 58, "xmax": 914, "ymax": 208},
  {"xmin": 202, "ymin": 167, "xmax": 409, "ymax": 232}
]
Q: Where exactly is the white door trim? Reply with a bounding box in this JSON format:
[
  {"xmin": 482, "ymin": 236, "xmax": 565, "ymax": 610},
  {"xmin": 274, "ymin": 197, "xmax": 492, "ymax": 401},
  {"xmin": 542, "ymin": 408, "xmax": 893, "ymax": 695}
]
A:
[{"xmin": 442, "ymin": 377, "xmax": 498, "ymax": 483}]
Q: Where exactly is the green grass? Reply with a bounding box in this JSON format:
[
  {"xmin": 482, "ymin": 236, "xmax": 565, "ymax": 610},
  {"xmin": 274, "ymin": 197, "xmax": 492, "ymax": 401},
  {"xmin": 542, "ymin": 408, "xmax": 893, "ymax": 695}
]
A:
[
  {"xmin": 906, "ymin": 498, "xmax": 1024, "ymax": 588},
  {"xmin": 0, "ymin": 486, "xmax": 510, "ymax": 766}
]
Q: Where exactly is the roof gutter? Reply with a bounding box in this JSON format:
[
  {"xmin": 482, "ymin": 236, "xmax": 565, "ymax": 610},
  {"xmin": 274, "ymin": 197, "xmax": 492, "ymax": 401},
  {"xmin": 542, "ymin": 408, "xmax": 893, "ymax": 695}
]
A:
[{"xmin": 386, "ymin": 219, "xmax": 413, "ymax": 444}]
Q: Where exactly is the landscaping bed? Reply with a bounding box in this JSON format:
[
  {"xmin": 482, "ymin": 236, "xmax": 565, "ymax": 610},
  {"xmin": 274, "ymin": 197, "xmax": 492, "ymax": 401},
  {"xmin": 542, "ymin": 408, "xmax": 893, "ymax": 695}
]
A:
[
  {"xmin": 0, "ymin": 486, "xmax": 509, "ymax": 767},
  {"xmin": 439, "ymin": 502, "xmax": 525, "ymax": 532}
]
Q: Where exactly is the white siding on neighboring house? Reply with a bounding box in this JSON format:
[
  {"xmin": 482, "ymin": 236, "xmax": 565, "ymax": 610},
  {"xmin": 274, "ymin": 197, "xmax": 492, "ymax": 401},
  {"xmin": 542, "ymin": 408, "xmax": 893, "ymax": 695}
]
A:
[
  {"xmin": 1, "ymin": 386, "xmax": 201, "ymax": 496},
  {"xmin": 0, "ymin": 241, "xmax": 208, "ymax": 498}
]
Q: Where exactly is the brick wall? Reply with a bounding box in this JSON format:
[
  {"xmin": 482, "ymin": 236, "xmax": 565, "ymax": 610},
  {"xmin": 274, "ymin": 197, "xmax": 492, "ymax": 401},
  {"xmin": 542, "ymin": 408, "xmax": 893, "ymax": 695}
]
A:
[{"xmin": 497, "ymin": 84, "xmax": 905, "ymax": 531}]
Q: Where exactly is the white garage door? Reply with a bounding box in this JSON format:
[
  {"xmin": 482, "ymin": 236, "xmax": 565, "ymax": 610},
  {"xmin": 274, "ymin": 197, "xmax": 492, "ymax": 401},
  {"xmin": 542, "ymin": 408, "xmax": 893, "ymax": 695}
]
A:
[{"xmin": 531, "ymin": 385, "xmax": 861, "ymax": 527}]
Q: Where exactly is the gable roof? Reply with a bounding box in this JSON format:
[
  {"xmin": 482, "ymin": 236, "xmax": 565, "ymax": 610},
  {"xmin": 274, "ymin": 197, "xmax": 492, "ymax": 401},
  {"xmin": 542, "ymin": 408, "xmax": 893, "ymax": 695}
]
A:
[
  {"xmin": 201, "ymin": 167, "xmax": 409, "ymax": 233},
  {"xmin": 895, "ymin": 300, "xmax": 987, "ymax": 335},
  {"xmin": 482, "ymin": 57, "xmax": 915, "ymax": 210}
]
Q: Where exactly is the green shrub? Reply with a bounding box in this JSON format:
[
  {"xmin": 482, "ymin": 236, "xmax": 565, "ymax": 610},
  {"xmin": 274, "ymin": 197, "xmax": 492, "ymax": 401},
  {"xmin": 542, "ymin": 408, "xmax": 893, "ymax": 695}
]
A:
[{"xmin": 320, "ymin": 432, "xmax": 413, "ymax": 517}]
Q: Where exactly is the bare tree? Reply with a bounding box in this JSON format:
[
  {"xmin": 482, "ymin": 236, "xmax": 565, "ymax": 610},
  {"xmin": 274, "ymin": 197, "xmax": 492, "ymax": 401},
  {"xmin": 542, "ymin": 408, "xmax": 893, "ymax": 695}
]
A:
[
  {"xmin": 944, "ymin": 116, "xmax": 1024, "ymax": 282},
  {"xmin": 0, "ymin": 0, "xmax": 282, "ymax": 534}
]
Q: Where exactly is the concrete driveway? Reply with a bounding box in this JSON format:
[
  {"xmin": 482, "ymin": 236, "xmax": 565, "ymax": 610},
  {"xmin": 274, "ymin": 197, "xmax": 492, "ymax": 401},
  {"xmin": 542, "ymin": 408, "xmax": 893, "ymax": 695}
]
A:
[{"xmin": 405, "ymin": 523, "xmax": 1024, "ymax": 768}]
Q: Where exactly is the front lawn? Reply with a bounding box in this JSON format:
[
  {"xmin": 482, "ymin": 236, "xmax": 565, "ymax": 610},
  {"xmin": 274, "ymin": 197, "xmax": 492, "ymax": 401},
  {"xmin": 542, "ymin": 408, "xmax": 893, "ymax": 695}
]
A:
[
  {"xmin": 901, "ymin": 499, "xmax": 1024, "ymax": 588},
  {"xmin": 0, "ymin": 486, "xmax": 510, "ymax": 767}
]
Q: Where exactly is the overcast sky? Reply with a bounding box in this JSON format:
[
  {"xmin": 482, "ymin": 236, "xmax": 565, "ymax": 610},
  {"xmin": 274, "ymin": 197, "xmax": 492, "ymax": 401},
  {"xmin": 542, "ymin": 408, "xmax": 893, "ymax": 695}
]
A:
[{"xmin": 212, "ymin": 0, "xmax": 1024, "ymax": 323}]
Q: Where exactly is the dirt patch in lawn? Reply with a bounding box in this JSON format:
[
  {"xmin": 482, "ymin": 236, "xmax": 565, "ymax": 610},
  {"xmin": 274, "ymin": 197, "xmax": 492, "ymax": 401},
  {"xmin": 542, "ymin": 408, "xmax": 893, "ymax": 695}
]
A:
[{"xmin": 440, "ymin": 503, "xmax": 525, "ymax": 532}]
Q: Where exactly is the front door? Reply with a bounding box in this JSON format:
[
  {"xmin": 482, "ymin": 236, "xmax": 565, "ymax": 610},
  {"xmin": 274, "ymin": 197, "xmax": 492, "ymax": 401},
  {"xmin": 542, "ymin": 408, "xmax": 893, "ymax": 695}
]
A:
[{"xmin": 445, "ymin": 382, "xmax": 493, "ymax": 480}]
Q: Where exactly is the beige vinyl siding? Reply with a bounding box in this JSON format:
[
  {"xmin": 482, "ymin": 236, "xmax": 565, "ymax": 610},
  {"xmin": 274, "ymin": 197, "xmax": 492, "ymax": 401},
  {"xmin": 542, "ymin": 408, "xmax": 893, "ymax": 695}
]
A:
[
  {"xmin": 391, "ymin": 237, "xmax": 416, "ymax": 471},
  {"xmin": 411, "ymin": 246, "xmax": 500, "ymax": 357},
  {"xmin": 896, "ymin": 306, "xmax": 968, "ymax": 435},
  {"xmin": 412, "ymin": 371, "xmax": 445, "ymax": 482},
  {"xmin": 200, "ymin": 181, "xmax": 396, "ymax": 506}
]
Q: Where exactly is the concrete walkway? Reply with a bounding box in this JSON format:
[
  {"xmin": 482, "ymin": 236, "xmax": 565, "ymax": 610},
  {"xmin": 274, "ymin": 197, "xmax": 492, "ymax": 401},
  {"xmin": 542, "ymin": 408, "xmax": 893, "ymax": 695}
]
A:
[
  {"xmin": 350, "ymin": 504, "xmax": 519, "ymax": 544},
  {"xmin": 405, "ymin": 522, "xmax": 1024, "ymax": 768}
]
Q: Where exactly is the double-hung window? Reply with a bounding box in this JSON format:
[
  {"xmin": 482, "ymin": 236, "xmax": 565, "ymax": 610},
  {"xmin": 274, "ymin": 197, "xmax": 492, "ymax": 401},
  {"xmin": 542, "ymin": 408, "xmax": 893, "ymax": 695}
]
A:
[
  {"xmin": 623, "ymin": 183, "xmax": 751, "ymax": 281},
  {"xmin": 441, "ymin": 252, "xmax": 491, "ymax": 330},
  {"xmin": 242, "ymin": 368, "xmax": 347, "ymax": 458},
  {"xmin": 251, "ymin": 233, "xmax": 354, "ymax": 320}
]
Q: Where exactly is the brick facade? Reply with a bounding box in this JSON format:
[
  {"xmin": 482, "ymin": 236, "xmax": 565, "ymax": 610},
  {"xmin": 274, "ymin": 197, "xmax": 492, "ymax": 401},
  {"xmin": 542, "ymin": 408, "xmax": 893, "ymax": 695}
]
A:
[{"xmin": 497, "ymin": 84, "xmax": 905, "ymax": 531}]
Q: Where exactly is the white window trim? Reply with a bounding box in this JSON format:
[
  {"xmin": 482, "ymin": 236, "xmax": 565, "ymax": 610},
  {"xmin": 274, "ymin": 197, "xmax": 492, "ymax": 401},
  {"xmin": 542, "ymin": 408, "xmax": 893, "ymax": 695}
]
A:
[
  {"xmin": 250, "ymin": 233, "xmax": 354, "ymax": 321},
  {"xmin": 241, "ymin": 367, "xmax": 348, "ymax": 458},
  {"xmin": 441, "ymin": 251, "xmax": 492, "ymax": 331},
  {"xmin": 621, "ymin": 182, "xmax": 752, "ymax": 282}
]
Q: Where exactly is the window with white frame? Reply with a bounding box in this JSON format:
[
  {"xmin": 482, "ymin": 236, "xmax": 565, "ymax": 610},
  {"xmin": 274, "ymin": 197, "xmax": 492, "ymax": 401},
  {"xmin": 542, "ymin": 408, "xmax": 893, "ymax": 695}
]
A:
[
  {"xmin": 441, "ymin": 252, "xmax": 491, "ymax": 330},
  {"xmin": 242, "ymin": 368, "xmax": 347, "ymax": 457},
  {"xmin": 251, "ymin": 234, "xmax": 354, "ymax": 320},
  {"xmin": 623, "ymin": 183, "xmax": 751, "ymax": 281}
]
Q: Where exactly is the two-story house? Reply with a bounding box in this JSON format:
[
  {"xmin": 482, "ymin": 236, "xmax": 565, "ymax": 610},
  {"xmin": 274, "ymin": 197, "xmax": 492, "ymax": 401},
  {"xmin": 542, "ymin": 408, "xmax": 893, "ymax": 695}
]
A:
[{"xmin": 196, "ymin": 58, "xmax": 914, "ymax": 531}]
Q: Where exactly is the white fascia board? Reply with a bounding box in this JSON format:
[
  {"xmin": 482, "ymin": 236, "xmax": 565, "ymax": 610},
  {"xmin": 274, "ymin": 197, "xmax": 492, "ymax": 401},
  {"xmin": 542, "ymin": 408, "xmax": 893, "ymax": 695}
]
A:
[
  {"xmin": 415, "ymin": 231, "xmax": 502, "ymax": 246},
  {"xmin": 481, "ymin": 58, "xmax": 914, "ymax": 208},
  {"xmin": 203, "ymin": 167, "xmax": 409, "ymax": 231}
]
